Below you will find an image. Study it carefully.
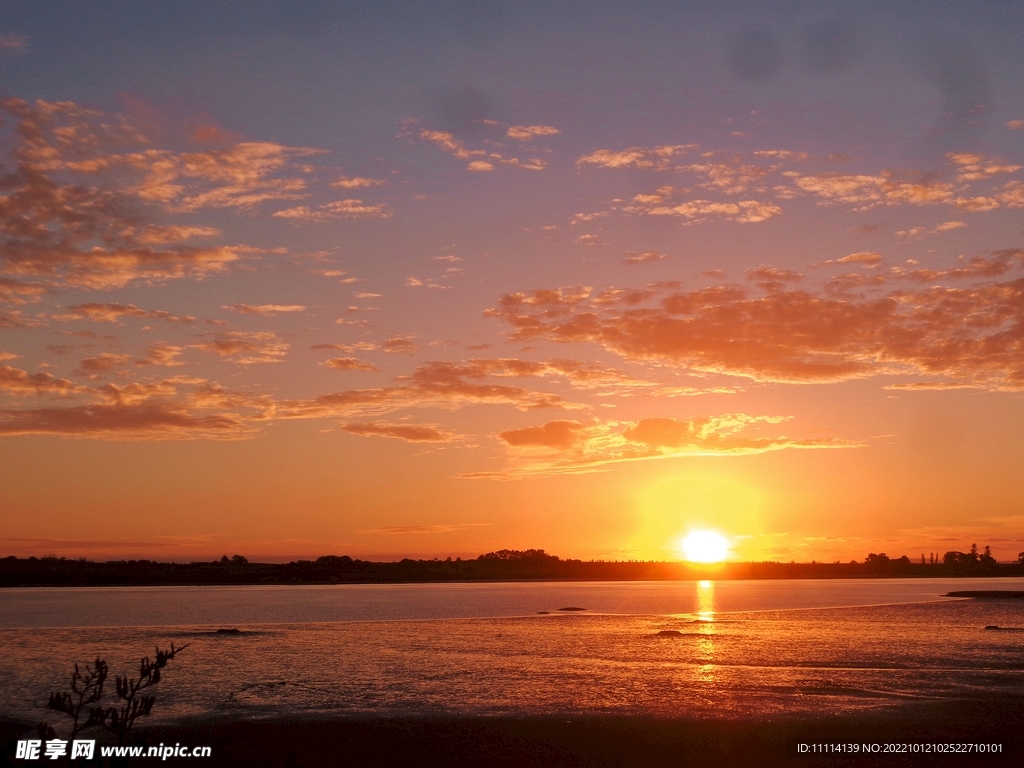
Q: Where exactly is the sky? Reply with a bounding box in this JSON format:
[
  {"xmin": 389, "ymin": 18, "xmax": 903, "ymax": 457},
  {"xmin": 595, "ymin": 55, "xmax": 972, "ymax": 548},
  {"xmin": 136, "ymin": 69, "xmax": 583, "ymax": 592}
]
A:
[{"xmin": 1, "ymin": 0, "xmax": 1023, "ymax": 564}]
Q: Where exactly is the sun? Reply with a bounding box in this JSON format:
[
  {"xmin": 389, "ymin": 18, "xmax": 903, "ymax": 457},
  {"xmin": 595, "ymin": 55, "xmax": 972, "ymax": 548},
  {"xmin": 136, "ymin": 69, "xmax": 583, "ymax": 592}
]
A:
[{"xmin": 679, "ymin": 530, "xmax": 729, "ymax": 563}]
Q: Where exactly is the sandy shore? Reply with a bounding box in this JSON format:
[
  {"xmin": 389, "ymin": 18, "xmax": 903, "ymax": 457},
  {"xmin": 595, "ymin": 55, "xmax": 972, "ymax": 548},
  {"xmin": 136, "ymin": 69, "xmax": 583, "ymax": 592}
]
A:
[{"xmin": 4, "ymin": 700, "xmax": 1021, "ymax": 766}]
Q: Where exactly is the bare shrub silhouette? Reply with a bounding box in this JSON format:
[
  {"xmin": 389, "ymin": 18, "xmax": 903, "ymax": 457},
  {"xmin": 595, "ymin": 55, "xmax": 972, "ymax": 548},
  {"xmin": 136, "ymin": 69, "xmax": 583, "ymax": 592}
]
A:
[{"xmin": 44, "ymin": 643, "xmax": 188, "ymax": 746}]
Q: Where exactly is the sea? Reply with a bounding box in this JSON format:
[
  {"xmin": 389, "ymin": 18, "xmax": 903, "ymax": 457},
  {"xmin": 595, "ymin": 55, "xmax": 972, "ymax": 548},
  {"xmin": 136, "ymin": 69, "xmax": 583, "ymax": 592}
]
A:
[{"xmin": 2, "ymin": 579, "xmax": 1023, "ymax": 724}]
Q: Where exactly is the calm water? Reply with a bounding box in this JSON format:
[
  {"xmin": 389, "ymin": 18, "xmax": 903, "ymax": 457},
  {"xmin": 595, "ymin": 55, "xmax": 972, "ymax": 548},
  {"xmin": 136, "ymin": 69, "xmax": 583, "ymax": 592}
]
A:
[{"xmin": 2, "ymin": 579, "xmax": 1023, "ymax": 723}]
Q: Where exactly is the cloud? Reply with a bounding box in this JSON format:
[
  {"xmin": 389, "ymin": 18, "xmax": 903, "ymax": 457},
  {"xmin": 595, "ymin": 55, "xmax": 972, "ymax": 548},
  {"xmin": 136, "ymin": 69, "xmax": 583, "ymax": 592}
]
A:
[
  {"xmin": 499, "ymin": 419, "xmax": 585, "ymax": 449},
  {"xmin": 409, "ymin": 122, "xmax": 549, "ymax": 172},
  {"xmin": 0, "ymin": 277, "xmax": 48, "ymax": 304},
  {"xmin": 1008, "ymin": 120, "xmax": 1024, "ymax": 130},
  {"xmin": 340, "ymin": 421, "xmax": 456, "ymax": 442},
  {"xmin": 136, "ymin": 343, "xmax": 184, "ymax": 367},
  {"xmin": 0, "ymin": 34, "xmax": 27, "ymax": 51},
  {"xmin": 999, "ymin": 181, "xmax": 1024, "ymax": 208},
  {"xmin": 192, "ymin": 332, "xmax": 289, "ymax": 364},
  {"xmin": 322, "ymin": 357, "xmax": 379, "ymax": 372},
  {"xmin": 0, "ymin": 374, "xmax": 270, "ymax": 440},
  {"xmin": 56, "ymin": 303, "xmax": 195, "ymax": 323},
  {"xmin": 625, "ymin": 192, "xmax": 781, "ymax": 223},
  {"xmin": 0, "ymin": 365, "xmax": 90, "ymax": 397},
  {"xmin": 331, "ymin": 175, "xmax": 385, "ymax": 188},
  {"xmin": 895, "ymin": 222, "xmax": 967, "ymax": 240},
  {"xmin": 576, "ymin": 145, "xmax": 696, "ymax": 170},
  {"xmin": 0, "ymin": 98, "xmax": 316, "ymax": 288},
  {"xmin": 383, "ymin": 337, "xmax": 417, "ymax": 354},
  {"xmin": 792, "ymin": 172, "xmax": 954, "ymax": 208},
  {"xmin": 0, "ymin": 310, "xmax": 45, "ymax": 328},
  {"xmin": 224, "ymin": 303, "xmax": 306, "ymax": 316},
  {"xmin": 677, "ymin": 160, "xmax": 775, "ymax": 195},
  {"xmin": 275, "ymin": 360, "xmax": 572, "ymax": 420},
  {"xmin": 488, "ymin": 255, "xmax": 1024, "ymax": 388},
  {"xmin": 77, "ymin": 353, "xmax": 132, "ymax": 375},
  {"xmin": 359, "ymin": 524, "xmax": 484, "ymax": 534},
  {"xmin": 476, "ymin": 414, "xmax": 853, "ymax": 477},
  {"xmin": 272, "ymin": 199, "xmax": 391, "ymax": 221},
  {"xmin": 829, "ymin": 252, "xmax": 883, "ymax": 266},
  {"xmin": 624, "ymin": 251, "xmax": 667, "ymax": 265},
  {"xmin": 946, "ymin": 153, "xmax": 1021, "ymax": 182},
  {"xmin": 507, "ymin": 125, "xmax": 560, "ymax": 141},
  {"xmin": 0, "ymin": 403, "xmax": 254, "ymax": 439}
]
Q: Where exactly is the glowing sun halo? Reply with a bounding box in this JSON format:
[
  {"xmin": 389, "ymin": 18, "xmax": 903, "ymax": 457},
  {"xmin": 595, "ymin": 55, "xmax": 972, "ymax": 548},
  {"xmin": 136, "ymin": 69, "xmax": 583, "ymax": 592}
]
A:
[{"xmin": 680, "ymin": 531, "xmax": 729, "ymax": 563}]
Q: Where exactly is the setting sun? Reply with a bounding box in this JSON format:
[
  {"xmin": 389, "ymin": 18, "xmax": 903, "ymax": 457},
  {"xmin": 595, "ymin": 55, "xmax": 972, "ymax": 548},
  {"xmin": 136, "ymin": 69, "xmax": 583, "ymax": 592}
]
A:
[{"xmin": 680, "ymin": 531, "xmax": 730, "ymax": 563}]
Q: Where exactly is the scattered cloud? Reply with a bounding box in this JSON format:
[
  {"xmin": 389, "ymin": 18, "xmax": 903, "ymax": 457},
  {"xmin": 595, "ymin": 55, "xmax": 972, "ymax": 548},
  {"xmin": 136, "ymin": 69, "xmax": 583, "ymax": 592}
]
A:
[
  {"xmin": 407, "ymin": 121, "xmax": 549, "ymax": 172},
  {"xmin": 946, "ymin": 153, "xmax": 1021, "ymax": 182}
]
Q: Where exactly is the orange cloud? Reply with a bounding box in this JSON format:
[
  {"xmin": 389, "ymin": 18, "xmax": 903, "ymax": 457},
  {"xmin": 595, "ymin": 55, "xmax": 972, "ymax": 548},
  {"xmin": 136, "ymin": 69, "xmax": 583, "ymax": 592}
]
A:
[
  {"xmin": 272, "ymin": 199, "xmax": 391, "ymax": 221},
  {"xmin": 507, "ymin": 125, "xmax": 560, "ymax": 141},
  {"xmin": 224, "ymin": 303, "xmax": 306, "ymax": 316},
  {"xmin": 410, "ymin": 123, "xmax": 548, "ymax": 172},
  {"xmin": 0, "ymin": 98, "xmax": 325, "ymax": 288},
  {"xmin": 57, "ymin": 303, "xmax": 195, "ymax": 323},
  {"xmin": 276, "ymin": 360, "xmax": 572, "ymax": 419},
  {"xmin": 576, "ymin": 145, "xmax": 696, "ymax": 170},
  {"xmin": 474, "ymin": 414, "xmax": 853, "ymax": 478},
  {"xmin": 383, "ymin": 337, "xmax": 417, "ymax": 354},
  {"xmin": 191, "ymin": 332, "xmax": 289, "ymax": 364},
  {"xmin": 0, "ymin": 373, "xmax": 271, "ymax": 439},
  {"xmin": 135, "ymin": 343, "xmax": 184, "ymax": 367},
  {"xmin": 489, "ymin": 254, "xmax": 1024, "ymax": 388},
  {"xmin": 340, "ymin": 421, "xmax": 455, "ymax": 442},
  {"xmin": 0, "ymin": 403, "xmax": 254, "ymax": 439},
  {"xmin": 331, "ymin": 175, "xmax": 385, "ymax": 188},
  {"xmin": 499, "ymin": 419, "xmax": 585, "ymax": 449},
  {"xmin": 0, "ymin": 365, "xmax": 90, "ymax": 397},
  {"xmin": 792, "ymin": 172, "xmax": 954, "ymax": 208},
  {"xmin": 624, "ymin": 251, "xmax": 666, "ymax": 265},
  {"xmin": 322, "ymin": 357, "xmax": 379, "ymax": 372},
  {"xmin": 0, "ymin": 277, "xmax": 48, "ymax": 304},
  {"xmin": 77, "ymin": 353, "xmax": 132, "ymax": 375}
]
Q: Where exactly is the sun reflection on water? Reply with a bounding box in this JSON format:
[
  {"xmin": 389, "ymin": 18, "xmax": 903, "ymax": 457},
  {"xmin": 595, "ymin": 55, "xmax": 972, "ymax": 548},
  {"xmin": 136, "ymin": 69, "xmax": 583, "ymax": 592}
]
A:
[{"xmin": 696, "ymin": 580, "xmax": 716, "ymax": 621}]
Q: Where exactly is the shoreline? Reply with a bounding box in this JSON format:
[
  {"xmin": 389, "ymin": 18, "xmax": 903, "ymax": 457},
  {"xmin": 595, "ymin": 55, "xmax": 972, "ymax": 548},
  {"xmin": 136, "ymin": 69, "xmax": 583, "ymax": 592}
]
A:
[{"xmin": 4, "ymin": 702, "xmax": 1022, "ymax": 766}]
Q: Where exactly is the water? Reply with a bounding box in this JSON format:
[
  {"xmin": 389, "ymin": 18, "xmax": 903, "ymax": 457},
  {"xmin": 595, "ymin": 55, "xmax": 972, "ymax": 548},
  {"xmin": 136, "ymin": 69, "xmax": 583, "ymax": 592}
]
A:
[{"xmin": 2, "ymin": 579, "xmax": 1023, "ymax": 724}]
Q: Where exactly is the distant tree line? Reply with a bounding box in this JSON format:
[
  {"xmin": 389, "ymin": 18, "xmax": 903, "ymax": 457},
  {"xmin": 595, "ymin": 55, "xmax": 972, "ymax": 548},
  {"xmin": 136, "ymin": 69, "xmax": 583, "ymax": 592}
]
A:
[{"xmin": 2, "ymin": 546, "xmax": 1022, "ymax": 587}]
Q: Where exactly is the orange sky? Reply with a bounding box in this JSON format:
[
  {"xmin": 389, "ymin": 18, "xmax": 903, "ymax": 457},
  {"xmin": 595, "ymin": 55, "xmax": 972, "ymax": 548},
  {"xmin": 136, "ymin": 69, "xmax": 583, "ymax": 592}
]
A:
[{"xmin": 2, "ymin": 1, "xmax": 1023, "ymax": 563}]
